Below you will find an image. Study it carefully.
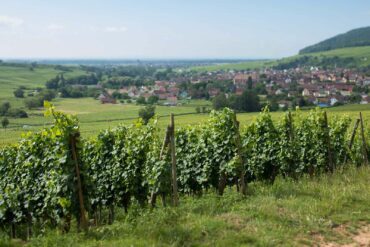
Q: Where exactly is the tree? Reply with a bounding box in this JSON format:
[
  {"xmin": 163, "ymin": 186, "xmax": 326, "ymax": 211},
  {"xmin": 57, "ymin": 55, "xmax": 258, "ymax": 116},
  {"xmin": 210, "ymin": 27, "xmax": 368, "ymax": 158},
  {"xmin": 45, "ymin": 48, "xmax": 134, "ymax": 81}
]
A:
[
  {"xmin": 247, "ymin": 76, "xmax": 253, "ymax": 90},
  {"xmin": 14, "ymin": 88, "xmax": 25, "ymax": 98},
  {"xmin": 228, "ymin": 90, "xmax": 260, "ymax": 112},
  {"xmin": 0, "ymin": 101, "xmax": 11, "ymax": 116},
  {"xmin": 147, "ymin": 95, "xmax": 159, "ymax": 105},
  {"xmin": 212, "ymin": 94, "xmax": 228, "ymax": 110},
  {"xmin": 24, "ymin": 97, "xmax": 43, "ymax": 109},
  {"xmin": 1, "ymin": 117, "xmax": 9, "ymax": 129},
  {"xmin": 195, "ymin": 106, "xmax": 201, "ymax": 113},
  {"xmin": 136, "ymin": 96, "xmax": 146, "ymax": 105},
  {"xmin": 138, "ymin": 105, "xmax": 155, "ymax": 124},
  {"xmin": 269, "ymin": 99, "xmax": 279, "ymax": 112}
]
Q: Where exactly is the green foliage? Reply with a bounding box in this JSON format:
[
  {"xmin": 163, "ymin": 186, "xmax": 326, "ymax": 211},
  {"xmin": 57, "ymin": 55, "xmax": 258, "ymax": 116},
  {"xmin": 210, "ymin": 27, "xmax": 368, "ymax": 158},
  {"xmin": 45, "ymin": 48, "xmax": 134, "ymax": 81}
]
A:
[
  {"xmin": 1, "ymin": 118, "xmax": 9, "ymax": 129},
  {"xmin": 0, "ymin": 102, "xmax": 10, "ymax": 116},
  {"xmin": 83, "ymin": 119, "xmax": 160, "ymax": 212},
  {"xmin": 13, "ymin": 88, "xmax": 24, "ymax": 98},
  {"xmin": 138, "ymin": 105, "xmax": 156, "ymax": 124},
  {"xmin": 0, "ymin": 104, "xmax": 367, "ymax": 239},
  {"xmin": 0, "ymin": 102, "xmax": 84, "ymax": 230},
  {"xmin": 242, "ymin": 107, "xmax": 280, "ymax": 182},
  {"xmin": 176, "ymin": 108, "xmax": 239, "ymax": 193},
  {"xmin": 212, "ymin": 94, "xmax": 228, "ymax": 110}
]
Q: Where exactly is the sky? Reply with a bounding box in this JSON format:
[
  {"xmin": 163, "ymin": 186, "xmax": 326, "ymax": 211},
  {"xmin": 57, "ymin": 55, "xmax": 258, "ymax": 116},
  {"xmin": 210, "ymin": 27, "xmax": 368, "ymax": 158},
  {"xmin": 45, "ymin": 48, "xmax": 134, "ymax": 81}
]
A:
[{"xmin": 0, "ymin": 0, "xmax": 370, "ymax": 59}]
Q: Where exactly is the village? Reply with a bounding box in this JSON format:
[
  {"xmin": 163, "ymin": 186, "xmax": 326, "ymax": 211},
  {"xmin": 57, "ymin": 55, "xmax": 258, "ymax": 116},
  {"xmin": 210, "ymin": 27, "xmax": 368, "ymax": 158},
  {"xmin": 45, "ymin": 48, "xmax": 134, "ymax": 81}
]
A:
[{"xmin": 100, "ymin": 66, "xmax": 370, "ymax": 108}]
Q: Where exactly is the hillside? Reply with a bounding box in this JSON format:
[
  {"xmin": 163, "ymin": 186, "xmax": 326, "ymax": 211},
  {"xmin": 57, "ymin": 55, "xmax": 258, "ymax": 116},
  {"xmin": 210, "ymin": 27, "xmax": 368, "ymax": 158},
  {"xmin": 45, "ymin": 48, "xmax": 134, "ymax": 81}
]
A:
[
  {"xmin": 0, "ymin": 64, "xmax": 87, "ymax": 107},
  {"xmin": 274, "ymin": 46, "xmax": 370, "ymax": 69},
  {"xmin": 300, "ymin": 27, "xmax": 370, "ymax": 54},
  {"xmin": 190, "ymin": 46, "xmax": 370, "ymax": 71}
]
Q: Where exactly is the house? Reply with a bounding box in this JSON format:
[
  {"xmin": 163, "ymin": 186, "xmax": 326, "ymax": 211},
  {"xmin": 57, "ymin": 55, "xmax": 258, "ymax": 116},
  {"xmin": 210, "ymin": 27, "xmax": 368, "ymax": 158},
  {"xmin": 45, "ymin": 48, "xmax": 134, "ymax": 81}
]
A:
[
  {"xmin": 98, "ymin": 94, "xmax": 116, "ymax": 104},
  {"xmin": 302, "ymin": 88, "xmax": 311, "ymax": 96},
  {"xmin": 360, "ymin": 95, "xmax": 370, "ymax": 104},
  {"xmin": 315, "ymin": 97, "xmax": 329, "ymax": 107},
  {"xmin": 278, "ymin": 100, "xmax": 291, "ymax": 108},
  {"xmin": 165, "ymin": 96, "xmax": 177, "ymax": 106},
  {"xmin": 233, "ymin": 74, "xmax": 249, "ymax": 86},
  {"xmin": 235, "ymin": 87, "xmax": 244, "ymax": 96},
  {"xmin": 208, "ymin": 88, "xmax": 221, "ymax": 97}
]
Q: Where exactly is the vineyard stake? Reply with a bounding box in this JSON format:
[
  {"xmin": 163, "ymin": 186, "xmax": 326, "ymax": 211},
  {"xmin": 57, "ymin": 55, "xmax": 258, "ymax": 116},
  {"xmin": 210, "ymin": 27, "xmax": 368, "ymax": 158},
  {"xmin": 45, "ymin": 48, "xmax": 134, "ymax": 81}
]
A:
[
  {"xmin": 323, "ymin": 112, "xmax": 334, "ymax": 173},
  {"xmin": 344, "ymin": 118, "xmax": 360, "ymax": 164},
  {"xmin": 288, "ymin": 111, "xmax": 294, "ymax": 141},
  {"xmin": 359, "ymin": 112, "xmax": 368, "ymax": 165},
  {"xmin": 11, "ymin": 223, "xmax": 15, "ymax": 239},
  {"xmin": 150, "ymin": 126, "xmax": 171, "ymax": 208},
  {"xmin": 70, "ymin": 133, "xmax": 88, "ymax": 231},
  {"xmin": 233, "ymin": 113, "xmax": 247, "ymax": 196},
  {"xmin": 170, "ymin": 114, "xmax": 179, "ymax": 206}
]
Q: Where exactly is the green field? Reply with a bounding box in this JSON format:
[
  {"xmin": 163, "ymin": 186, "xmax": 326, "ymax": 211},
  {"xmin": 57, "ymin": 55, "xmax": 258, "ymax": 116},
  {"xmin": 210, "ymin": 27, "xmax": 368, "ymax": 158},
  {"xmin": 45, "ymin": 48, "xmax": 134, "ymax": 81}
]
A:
[
  {"xmin": 190, "ymin": 46, "xmax": 370, "ymax": 71},
  {"xmin": 190, "ymin": 59, "xmax": 277, "ymax": 72},
  {"xmin": 3, "ymin": 165, "xmax": 369, "ymax": 246},
  {"xmin": 1, "ymin": 98, "xmax": 369, "ymax": 146}
]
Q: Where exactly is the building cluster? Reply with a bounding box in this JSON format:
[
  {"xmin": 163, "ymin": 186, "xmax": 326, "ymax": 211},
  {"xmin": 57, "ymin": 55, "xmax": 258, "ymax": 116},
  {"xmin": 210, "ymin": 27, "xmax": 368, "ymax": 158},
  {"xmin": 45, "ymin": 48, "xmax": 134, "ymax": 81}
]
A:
[{"xmin": 101, "ymin": 67, "xmax": 370, "ymax": 107}]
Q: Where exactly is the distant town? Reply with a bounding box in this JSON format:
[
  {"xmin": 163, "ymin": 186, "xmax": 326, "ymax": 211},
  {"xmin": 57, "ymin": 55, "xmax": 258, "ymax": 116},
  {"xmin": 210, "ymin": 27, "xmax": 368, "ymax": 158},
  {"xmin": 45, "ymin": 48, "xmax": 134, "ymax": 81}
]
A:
[{"xmin": 98, "ymin": 66, "xmax": 370, "ymax": 109}]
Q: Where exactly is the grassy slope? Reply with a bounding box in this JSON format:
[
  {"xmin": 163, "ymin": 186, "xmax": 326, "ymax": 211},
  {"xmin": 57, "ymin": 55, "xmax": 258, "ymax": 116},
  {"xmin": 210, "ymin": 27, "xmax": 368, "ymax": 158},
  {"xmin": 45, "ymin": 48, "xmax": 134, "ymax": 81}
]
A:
[
  {"xmin": 0, "ymin": 65, "xmax": 87, "ymax": 107},
  {"xmin": 190, "ymin": 46, "xmax": 370, "ymax": 72},
  {"xmin": 4, "ymin": 165, "xmax": 369, "ymax": 246}
]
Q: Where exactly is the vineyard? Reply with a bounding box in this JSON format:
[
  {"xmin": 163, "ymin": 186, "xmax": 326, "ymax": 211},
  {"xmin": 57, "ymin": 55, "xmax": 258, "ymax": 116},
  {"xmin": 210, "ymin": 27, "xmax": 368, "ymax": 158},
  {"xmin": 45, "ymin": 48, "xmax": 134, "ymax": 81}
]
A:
[{"xmin": 0, "ymin": 103, "xmax": 369, "ymax": 240}]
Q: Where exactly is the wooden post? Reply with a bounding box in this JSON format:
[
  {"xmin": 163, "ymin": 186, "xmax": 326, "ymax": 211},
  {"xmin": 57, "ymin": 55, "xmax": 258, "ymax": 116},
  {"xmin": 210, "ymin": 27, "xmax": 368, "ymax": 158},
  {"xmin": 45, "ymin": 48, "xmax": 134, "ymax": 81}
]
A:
[
  {"xmin": 170, "ymin": 114, "xmax": 179, "ymax": 206},
  {"xmin": 349, "ymin": 119, "xmax": 360, "ymax": 150},
  {"xmin": 70, "ymin": 133, "xmax": 88, "ymax": 231},
  {"xmin": 344, "ymin": 118, "xmax": 360, "ymax": 164},
  {"xmin": 27, "ymin": 214, "xmax": 32, "ymax": 240},
  {"xmin": 218, "ymin": 173, "xmax": 227, "ymax": 196},
  {"xmin": 233, "ymin": 113, "xmax": 247, "ymax": 196},
  {"xmin": 150, "ymin": 127, "xmax": 171, "ymax": 208},
  {"xmin": 11, "ymin": 223, "xmax": 16, "ymax": 239},
  {"xmin": 323, "ymin": 112, "xmax": 334, "ymax": 172},
  {"xmin": 288, "ymin": 111, "xmax": 294, "ymax": 141},
  {"xmin": 359, "ymin": 112, "xmax": 368, "ymax": 165}
]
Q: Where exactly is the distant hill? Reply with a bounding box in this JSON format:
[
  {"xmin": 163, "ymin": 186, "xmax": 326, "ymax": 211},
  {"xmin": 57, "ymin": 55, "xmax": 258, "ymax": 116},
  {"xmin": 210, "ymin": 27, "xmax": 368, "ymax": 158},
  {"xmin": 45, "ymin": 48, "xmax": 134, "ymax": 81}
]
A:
[
  {"xmin": 299, "ymin": 27, "xmax": 370, "ymax": 54},
  {"xmin": 190, "ymin": 46, "xmax": 370, "ymax": 71}
]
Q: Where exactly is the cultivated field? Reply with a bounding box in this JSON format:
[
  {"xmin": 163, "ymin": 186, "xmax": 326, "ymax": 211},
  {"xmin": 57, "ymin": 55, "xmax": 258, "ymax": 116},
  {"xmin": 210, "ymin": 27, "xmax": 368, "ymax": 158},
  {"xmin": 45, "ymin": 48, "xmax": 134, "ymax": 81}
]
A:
[{"xmin": 1, "ymin": 99, "xmax": 369, "ymax": 146}]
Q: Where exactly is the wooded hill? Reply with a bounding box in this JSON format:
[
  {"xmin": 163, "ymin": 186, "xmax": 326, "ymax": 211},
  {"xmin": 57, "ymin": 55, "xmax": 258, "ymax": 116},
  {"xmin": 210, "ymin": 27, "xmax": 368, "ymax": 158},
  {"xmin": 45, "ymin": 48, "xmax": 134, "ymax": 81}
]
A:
[{"xmin": 300, "ymin": 27, "xmax": 370, "ymax": 54}]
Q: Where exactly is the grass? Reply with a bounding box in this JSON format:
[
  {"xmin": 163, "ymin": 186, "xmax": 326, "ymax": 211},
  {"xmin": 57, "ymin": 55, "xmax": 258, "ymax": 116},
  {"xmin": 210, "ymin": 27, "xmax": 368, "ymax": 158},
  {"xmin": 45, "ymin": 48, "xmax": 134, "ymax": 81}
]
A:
[{"xmin": 2, "ymin": 165, "xmax": 369, "ymax": 246}]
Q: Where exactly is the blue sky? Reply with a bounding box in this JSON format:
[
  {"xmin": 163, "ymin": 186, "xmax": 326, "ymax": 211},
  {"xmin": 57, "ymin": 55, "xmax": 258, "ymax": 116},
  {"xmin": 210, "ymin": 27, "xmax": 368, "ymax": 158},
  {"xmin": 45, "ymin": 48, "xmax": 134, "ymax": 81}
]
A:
[{"xmin": 0, "ymin": 0, "xmax": 370, "ymax": 59}]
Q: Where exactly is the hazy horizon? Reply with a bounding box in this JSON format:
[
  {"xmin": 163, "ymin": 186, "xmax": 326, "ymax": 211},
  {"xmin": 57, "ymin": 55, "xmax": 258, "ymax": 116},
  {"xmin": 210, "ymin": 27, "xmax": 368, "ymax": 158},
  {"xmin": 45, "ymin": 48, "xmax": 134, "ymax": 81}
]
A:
[{"xmin": 1, "ymin": 0, "xmax": 370, "ymax": 59}]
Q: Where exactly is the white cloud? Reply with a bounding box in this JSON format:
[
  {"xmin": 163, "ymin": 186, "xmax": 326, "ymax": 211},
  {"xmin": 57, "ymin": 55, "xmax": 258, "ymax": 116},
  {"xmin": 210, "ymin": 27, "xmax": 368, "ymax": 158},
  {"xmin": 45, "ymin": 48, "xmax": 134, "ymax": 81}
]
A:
[
  {"xmin": 0, "ymin": 15, "xmax": 24, "ymax": 27},
  {"xmin": 47, "ymin": 23, "xmax": 65, "ymax": 31},
  {"xmin": 104, "ymin": 26, "xmax": 127, "ymax": 33}
]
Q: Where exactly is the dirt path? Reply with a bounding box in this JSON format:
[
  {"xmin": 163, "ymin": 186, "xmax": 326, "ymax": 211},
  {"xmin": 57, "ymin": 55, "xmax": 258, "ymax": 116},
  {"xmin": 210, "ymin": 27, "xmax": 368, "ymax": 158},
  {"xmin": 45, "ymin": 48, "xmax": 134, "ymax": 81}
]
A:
[{"xmin": 320, "ymin": 224, "xmax": 370, "ymax": 247}]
